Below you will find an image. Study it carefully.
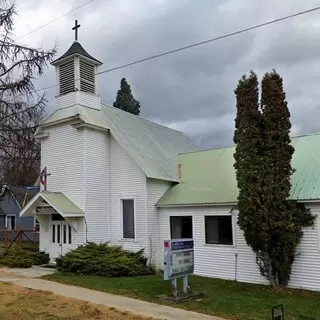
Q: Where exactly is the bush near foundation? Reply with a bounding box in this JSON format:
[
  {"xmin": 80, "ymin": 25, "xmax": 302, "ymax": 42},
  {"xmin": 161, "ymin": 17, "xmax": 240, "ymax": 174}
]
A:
[
  {"xmin": 0, "ymin": 246, "xmax": 49, "ymax": 268},
  {"xmin": 55, "ymin": 242, "xmax": 155, "ymax": 277}
]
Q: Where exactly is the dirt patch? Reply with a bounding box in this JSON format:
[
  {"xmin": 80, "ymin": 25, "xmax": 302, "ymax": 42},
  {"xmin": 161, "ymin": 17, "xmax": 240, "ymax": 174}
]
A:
[{"xmin": 0, "ymin": 282, "xmax": 158, "ymax": 320}]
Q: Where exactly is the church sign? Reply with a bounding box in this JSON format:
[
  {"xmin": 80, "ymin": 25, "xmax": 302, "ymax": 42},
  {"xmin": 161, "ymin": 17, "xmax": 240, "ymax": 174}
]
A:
[
  {"xmin": 163, "ymin": 238, "xmax": 194, "ymax": 297},
  {"xmin": 36, "ymin": 206, "xmax": 57, "ymax": 214}
]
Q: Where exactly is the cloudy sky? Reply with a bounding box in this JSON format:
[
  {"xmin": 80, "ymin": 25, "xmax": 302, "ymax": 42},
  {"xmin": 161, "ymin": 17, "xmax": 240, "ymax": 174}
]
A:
[{"xmin": 13, "ymin": 0, "xmax": 320, "ymax": 148}]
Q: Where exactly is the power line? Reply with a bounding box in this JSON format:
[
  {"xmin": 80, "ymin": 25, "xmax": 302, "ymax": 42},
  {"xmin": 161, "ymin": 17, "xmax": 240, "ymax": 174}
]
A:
[
  {"xmin": 17, "ymin": 0, "xmax": 98, "ymax": 41},
  {"xmin": 96, "ymin": 5, "xmax": 320, "ymax": 75},
  {"xmin": 32, "ymin": 5, "xmax": 320, "ymax": 94}
]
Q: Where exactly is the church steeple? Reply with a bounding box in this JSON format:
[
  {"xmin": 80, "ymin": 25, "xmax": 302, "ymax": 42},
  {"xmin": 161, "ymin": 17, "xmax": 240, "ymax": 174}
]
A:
[{"xmin": 51, "ymin": 20, "xmax": 103, "ymax": 110}]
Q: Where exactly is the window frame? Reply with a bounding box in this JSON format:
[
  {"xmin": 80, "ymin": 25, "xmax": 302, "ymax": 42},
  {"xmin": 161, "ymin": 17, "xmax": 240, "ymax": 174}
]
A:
[
  {"xmin": 120, "ymin": 197, "xmax": 136, "ymax": 241},
  {"xmin": 170, "ymin": 216, "xmax": 193, "ymax": 239},
  {"xmin": 204, "ymin": 214, "xmax": 234, "ymax": 246},
  {"xmin": 5, "ymin": 214, "xmax": 16, "ymax": 231},
  {"xmin": 34, "ymin": 217, "xmax": 40, "ymax": 233}
]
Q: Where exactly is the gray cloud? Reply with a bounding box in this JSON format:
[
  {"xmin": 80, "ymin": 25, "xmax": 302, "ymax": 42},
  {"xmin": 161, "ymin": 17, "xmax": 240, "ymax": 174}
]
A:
[{"xmin": 14, "ymin": 0, "xmax": 320, "ymax": 148}]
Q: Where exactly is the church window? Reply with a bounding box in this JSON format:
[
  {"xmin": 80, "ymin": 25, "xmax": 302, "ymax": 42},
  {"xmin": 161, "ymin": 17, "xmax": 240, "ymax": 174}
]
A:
[
  {"xmin": 121, "ymin": 199, "xmax": 135, "ymax": 239},
  {"xmin": 170, "ymin": 216, "xmax": 193, "ymax": 239},
  {"xmin": 205, "ymin": 215, "xmax": 233, "ymax": 245}
]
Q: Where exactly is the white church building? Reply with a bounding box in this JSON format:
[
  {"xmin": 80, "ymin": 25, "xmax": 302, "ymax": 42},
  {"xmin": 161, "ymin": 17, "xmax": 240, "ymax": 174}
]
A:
[{"xmin": 21, "ymin": 31, "xmax": 320, "ymax": 292}]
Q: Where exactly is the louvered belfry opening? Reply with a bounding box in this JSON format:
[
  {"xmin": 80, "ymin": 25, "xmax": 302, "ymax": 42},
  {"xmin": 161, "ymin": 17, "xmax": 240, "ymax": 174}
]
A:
[
  {"xmin": 80, "ymin": 60, "xmax": 95, "ymax": 93},
  {"xmin": 59, "ymin": 60, "xmax": 75, "ymax": 95}
]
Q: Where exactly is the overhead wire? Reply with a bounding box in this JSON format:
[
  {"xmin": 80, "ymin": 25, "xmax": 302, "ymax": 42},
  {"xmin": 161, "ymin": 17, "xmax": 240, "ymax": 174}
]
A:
[
  {"xmin": 16, "ymin": 0, "xmax": 98, "ymax": 40},
  {"xmin": 22, "ymin": 5, "xmax": 320, "ymax": 94}
]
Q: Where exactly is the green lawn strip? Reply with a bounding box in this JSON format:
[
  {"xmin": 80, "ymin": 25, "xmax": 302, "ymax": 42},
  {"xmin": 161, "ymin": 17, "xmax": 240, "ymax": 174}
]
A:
[{"xmin": 42, "ymin": 273, "xmax": 320, "ymax": 320}]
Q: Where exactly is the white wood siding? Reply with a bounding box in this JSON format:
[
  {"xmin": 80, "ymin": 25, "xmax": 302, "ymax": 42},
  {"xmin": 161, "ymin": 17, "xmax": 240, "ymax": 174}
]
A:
[
  {"xmin": 56, "ymin": 91, "xmax": 100, "ymax": 110},
  {"xmin": 109, "ymin": 136, "xmax": 148, "ymax": 252},
  {"xmin": 159, "ymin": 205, "xmax": 320, "ymax": 291},
  {"xmin": 146, "ymin": 179, "xmax": 171, "ymax": 266},
  {"xmin": 84, "ymin": 128, "xmax": 109, "ymax": 242},
  {"xmin": 41, "ymin": 125, "xmax": 85, "ymax": 210}
]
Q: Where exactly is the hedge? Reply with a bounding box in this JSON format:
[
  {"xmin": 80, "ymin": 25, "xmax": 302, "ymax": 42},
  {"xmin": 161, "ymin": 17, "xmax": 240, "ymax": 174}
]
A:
[
  {"xmin": 0, "ymin": 246, "xmax": 49, "ymax": 268},
  {"xmin": 56, "ymin": 242, "xmax": 155, "ymax": 277}
]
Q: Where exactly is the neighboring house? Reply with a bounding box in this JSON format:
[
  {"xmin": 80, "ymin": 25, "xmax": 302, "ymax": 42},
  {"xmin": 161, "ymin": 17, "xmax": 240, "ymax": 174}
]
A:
[
  {"xmin": 0, "ymin": 186, "xmax": 39, "ymax": 241},
  {"xmin": 20, "ymin": 34, "xmax": 320, "ymax": 292}
]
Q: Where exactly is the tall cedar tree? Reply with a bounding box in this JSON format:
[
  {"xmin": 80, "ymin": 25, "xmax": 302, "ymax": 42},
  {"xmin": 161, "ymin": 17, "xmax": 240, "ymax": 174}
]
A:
[
  {"xmin": 113, "ymin": 78, "xmax": 141, "ymax": 115},
  {"xmin": 234, "ymin": 70, "xmax": 315, "ymax": 288},
  {"xmin": 259, "ymin": 70, "xmax": 314, "ymax": 286},
  {"xmin": 0, "ymin": 0, "xmax": 56, "ymax": 186}
]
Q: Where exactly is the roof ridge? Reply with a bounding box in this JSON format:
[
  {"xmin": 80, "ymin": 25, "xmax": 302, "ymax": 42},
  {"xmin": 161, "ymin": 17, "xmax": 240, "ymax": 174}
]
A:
[
  {"xmin": 101, "ymin": 103, "xmax": 187, "ymax": 136},
  {"xmin": 179, "ymin": 131, "xmax": 320, "ymax": 156}
]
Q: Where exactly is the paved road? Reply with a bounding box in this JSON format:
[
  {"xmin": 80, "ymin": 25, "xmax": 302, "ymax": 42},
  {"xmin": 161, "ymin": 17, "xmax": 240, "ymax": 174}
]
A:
[{"xmin": 0, "ymin": 267, "xmax": 226, "ymax": 320}]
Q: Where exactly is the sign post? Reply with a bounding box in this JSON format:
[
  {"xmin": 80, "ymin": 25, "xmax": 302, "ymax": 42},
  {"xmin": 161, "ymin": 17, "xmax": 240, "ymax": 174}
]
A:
[
  {"xmin": 272, "ymin": 304, "xmax": 284, "ymax": 320},
  {"xmin": 163, "ymin": 238, "xmax": 194, "ymax": 298}
]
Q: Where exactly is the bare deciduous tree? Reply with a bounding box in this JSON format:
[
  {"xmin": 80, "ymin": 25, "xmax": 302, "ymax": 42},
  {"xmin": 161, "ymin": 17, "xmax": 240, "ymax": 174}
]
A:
[{"xmin": 0, "ymin": 0, "xmax": 56, "ymax": 185}]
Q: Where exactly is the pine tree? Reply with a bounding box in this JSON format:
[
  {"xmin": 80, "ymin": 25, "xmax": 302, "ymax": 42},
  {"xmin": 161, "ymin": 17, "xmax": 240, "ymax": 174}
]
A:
[{"xmin": 113, "ymin": 78, "xmax": 141, "ymax": 115}]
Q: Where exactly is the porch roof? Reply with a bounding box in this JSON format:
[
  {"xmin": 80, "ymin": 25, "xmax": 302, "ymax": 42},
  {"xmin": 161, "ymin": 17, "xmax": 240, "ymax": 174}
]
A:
[{"xmin": 20, "ymin": 191, "xmax": 84, "ymax": 218}]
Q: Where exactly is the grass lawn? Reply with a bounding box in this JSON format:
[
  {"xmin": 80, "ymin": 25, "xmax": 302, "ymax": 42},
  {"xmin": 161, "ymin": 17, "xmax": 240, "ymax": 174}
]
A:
[
  {"xmin": 0, "ymin": 282, "xmax": 155, "ymax": 320},
  {"xmin": 43, "ymin": 273, "xmax": 320, "ymax": 320}
]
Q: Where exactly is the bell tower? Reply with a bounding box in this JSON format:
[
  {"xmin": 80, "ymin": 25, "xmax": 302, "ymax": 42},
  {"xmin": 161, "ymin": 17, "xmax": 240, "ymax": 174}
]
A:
[{"xmin": 51, "ymin": 20, "xmax": 103, "ymax": 110}]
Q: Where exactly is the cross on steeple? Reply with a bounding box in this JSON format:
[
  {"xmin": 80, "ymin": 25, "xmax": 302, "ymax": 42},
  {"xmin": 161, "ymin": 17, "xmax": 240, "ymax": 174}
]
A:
[{"xmin": 72, "ymin": 20, "xmax": 81, "ymax": 41}]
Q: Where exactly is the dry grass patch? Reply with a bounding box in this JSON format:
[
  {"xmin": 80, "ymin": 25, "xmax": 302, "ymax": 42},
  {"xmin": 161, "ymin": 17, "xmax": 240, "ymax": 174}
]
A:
[{"xmin": 0, "ymin": 282, "xmax": 156, "ymax": 320}]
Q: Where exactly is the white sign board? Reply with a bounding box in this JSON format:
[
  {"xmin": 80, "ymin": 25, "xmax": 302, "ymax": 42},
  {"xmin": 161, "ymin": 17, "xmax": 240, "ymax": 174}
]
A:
[{"xmin": 163, "ymin": 238, "xmax": 194, "ymax": 281}]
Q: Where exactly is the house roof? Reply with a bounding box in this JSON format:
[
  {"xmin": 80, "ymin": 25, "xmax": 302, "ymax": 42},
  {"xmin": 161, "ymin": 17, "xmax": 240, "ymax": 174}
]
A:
[
  {"xmin": 157, "ymin": 133, "xmax": 320, "ymax": 206},
  {"xmin": 38, "ymin": 104, "xmax": 199, "ymax": 182},
  {"xmin": 51, "ymin": 41, "xmax": 102, "ymax": 65},
  {"xmin": 20, "ymin": 191, "xmax": 84, "ymax": 218}
]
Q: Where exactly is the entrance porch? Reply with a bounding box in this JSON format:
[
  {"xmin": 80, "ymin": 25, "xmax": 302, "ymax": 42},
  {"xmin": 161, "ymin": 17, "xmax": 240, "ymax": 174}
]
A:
[{"xmin": 19, "ymin": 191, "xmax": 85, "ymax": 262}]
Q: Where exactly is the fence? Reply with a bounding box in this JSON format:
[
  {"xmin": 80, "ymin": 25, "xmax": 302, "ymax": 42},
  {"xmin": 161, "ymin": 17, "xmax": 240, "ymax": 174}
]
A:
[{"xmin": 0, "ymin": 228, "xmax": 39, "ymax": 249}]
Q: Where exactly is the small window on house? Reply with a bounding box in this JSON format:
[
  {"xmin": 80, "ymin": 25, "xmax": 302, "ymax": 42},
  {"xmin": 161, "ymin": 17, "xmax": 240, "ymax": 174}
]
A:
[
  {"xmin": 6, "ymin": 215, "xmax": 16, "ymax": 230},
  {"xmin": 170, "ymin": 216, "xmax": 193, "ymax": 239},
  {"xmin": 205, "ymin": 216, "xmax": 233, "ymax": 245},
  {"xmin": 34, "ymin": 218, "xmax": 40, "ymax": 232},
  {"xmin": 122, "ymin": 199, "xmax": 135, "ymax": 239},
  {"xmin": 63, "ymin": 224, "xmax": 67, "ymax": 244}
]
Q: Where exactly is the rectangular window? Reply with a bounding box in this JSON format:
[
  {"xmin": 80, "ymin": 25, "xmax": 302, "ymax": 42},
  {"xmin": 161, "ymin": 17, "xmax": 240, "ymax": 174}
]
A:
[
  {"xmin": 57, "ymin": 224, "xmax": 61, "ymax": 244},
  {"xmin": 170, "ymin": 216, "xmax": 193, "ymax": 239},
  {"xmin": 205, "ymin": 216, "xmax": 233, "ymax": 245},
  {"xmin": 63, "ymin": 225, "xmax": 67, "ymax": 244},
  {"xmin": 68, "ymin": 225, "xmax": 72, "ymax": 244},
  {"xmin": 34, "ymin": 218, "xmax": 40, "ymax": 232},
  {"xmin": 122, "ymin": 199, "xmax": 135, "ymax": 239},
  {"xmin": 6, "ymin": 215, "xmax": 16, "ymax": 231},
  {"xmin": 52, "ymin": 224, "xmax": 56, "ymax": 243}
]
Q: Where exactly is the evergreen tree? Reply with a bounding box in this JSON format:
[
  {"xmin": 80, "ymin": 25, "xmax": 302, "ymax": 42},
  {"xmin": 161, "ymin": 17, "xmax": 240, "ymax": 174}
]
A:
[
  {"xmin": 259, "ymin": 70, "xmax": 314, "ymax": 286},
  {"xmin": 234, "ymin": 70, "xmax": 315, "ymax": 288},
  {"xmin": 113, "ymin": 78, "xmax": 140, "ymax": 115}
]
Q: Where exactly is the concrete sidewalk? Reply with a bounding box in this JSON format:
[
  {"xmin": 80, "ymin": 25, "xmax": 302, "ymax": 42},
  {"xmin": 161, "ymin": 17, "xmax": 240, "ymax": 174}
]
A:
[{"xmin": 0, "ymin": 271, "xmax": 225, "ymax": 320}]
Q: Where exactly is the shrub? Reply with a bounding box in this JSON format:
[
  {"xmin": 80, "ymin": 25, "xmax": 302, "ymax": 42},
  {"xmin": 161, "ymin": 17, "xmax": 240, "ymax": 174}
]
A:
[
  {"xmin": 0, "ymin": 246, "xmax": 49, "ymax": 268},
  {"xmin": 56, "ymin": 242, "xmax": 155, "ymax": 277}
]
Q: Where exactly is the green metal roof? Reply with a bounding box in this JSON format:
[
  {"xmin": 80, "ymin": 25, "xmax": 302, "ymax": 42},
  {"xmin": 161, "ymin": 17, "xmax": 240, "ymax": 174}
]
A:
[
  {"xmin": 157, "ymin": 133, "xmax": 320, "ymax": 206},
  {"xmin": 39, "ymin": 104, "xmax": 198, "ymax": 182},
  {"xmin": 20, "ymin": 191, "xmax": 84, "ymax": 217},
  {"xmin": 41, "ymin": 192, "xmax": 84, "ymax": 216}
]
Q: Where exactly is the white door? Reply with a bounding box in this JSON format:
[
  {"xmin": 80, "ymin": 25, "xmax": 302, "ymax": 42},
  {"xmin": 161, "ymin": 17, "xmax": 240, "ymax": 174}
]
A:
[{"xmin": 51, "ymin": 221, "xmax": 73, "ymax": 260}]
